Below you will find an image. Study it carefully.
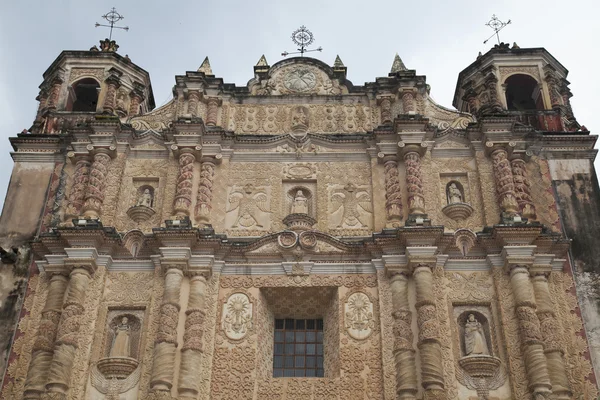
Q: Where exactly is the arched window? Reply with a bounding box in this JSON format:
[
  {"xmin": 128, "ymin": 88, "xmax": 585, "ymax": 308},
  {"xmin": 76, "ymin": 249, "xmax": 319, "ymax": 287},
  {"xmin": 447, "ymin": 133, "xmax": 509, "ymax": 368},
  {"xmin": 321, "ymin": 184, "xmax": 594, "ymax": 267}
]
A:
[
  {"xmin": 505, "ymin": 74, "xmax": 543, "ymax": 111},
  {"xmin": 67, "ymin": 78, "xmax": 100, "ymax": 112}
]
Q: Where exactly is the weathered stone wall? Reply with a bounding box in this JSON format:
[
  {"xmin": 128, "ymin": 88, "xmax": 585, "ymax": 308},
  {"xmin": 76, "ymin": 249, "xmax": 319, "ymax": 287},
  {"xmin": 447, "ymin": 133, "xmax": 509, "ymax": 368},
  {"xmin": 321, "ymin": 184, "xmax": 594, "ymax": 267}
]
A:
[{"xmin": 550, "ymin": 159, "xmax": 600, "ymax": 384}]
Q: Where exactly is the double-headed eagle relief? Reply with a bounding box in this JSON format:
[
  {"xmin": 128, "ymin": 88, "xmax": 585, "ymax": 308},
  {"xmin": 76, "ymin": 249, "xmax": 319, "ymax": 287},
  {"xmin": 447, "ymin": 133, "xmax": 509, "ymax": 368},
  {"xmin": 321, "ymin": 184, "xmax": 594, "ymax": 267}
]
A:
[
  {"xmin": 329, "ymin": 183, "xmax": 373, "ymax": 229},
  {"xmin": 226, "ymin": 183, "xmax": 272, "ymax": 230}
]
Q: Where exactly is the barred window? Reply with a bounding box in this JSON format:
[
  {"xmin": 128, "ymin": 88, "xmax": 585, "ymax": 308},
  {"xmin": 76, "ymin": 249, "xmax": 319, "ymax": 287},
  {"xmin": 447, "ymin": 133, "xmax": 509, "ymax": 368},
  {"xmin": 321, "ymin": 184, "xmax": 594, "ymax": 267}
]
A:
[{"xmin": 273, "ymin": 318, "xmax": 324, "ymax": 377}]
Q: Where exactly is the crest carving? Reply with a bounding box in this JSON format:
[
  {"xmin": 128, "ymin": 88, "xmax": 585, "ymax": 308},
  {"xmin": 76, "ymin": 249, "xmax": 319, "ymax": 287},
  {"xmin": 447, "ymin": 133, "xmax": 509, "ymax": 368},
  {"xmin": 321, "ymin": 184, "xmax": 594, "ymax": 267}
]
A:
[
  {"xmin": 221, "ymin": 293, "xmax": 253, "ymax": 341},
  {"xmin": 344, "ymin": 292, "xmax": 374, "ymax": 340}
]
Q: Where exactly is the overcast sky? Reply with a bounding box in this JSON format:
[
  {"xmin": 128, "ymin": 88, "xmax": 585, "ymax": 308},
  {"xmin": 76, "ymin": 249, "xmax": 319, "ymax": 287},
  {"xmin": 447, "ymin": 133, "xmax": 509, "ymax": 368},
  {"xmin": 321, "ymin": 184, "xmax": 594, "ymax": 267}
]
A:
[{"xmin": 0, "ymin": 0, "xmax": 598, "ymax": 215}]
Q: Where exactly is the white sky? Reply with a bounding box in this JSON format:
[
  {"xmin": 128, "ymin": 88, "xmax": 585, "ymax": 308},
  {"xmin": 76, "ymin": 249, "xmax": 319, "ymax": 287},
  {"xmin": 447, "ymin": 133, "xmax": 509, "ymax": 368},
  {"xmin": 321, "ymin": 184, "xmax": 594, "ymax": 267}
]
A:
[{"xmin": 0, "ymin": 0, "xmax": 598, "ymax": 216}]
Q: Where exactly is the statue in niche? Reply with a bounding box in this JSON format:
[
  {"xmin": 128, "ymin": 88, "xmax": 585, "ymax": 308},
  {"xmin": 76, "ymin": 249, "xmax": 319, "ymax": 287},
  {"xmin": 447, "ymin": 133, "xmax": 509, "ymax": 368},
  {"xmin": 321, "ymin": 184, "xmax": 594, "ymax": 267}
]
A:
[
  {"xmin": 136, "ymin": 188, "xmax": 153, "ymax": 208},
  {"xmin": 291, "ymin": 106, "xmax": 309, "ymax": 130},
  {"xmin": 464, "ymin": 314, "xmax": 489, "ymax": 356},
  {"xmin": 109, "ymin": 317, "xmax": 131, "ymax": 358},
  {"xmin": 447, "ymin": 182, "xmax": 464, "ymax": 204},
  {"xmin": 291, "ymin": 190, "xmax": 309, "ymax": 214}
]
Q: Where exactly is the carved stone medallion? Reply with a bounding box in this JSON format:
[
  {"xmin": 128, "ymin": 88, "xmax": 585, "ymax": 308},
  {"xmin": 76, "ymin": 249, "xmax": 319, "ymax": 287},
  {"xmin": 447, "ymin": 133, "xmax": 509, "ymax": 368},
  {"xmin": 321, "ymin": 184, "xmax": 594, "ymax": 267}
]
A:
[
  {"xmin": 221, "ymin": 293, "xmax": 253, "ymax": 341},
  {"xmin": 344, "ymin": 292, "xmax": 374, "ymax": 340},
  {"xmin": 284, "ymin": 68, "xmax": 317, "ymax": 93}
]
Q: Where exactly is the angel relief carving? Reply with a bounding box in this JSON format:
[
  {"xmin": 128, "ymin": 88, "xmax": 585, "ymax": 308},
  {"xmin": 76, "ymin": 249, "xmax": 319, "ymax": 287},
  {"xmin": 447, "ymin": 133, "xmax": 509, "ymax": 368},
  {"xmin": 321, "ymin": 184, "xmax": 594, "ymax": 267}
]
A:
[
  {"xmin": 329, "ymin": 183, "xmax": 373, "ymax": 229},
  {"xmin": 225, "ymin": 183, "xmax": 272, "ymax": 230}
]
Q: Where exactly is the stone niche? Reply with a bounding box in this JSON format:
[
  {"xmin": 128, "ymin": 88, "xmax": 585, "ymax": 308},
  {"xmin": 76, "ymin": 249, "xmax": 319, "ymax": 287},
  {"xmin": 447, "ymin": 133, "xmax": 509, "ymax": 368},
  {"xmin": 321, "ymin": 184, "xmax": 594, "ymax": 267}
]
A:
[
  {"xmin": 126, "ymin": 177, "xmax": 159, "ymax": 223},
  {"xmin": 283, "ymin": 181, "xmax": 316, "ymax": 218},
  {"xmin": 440, "ymin": 173, "xmax": 474, "ymax": 221}
]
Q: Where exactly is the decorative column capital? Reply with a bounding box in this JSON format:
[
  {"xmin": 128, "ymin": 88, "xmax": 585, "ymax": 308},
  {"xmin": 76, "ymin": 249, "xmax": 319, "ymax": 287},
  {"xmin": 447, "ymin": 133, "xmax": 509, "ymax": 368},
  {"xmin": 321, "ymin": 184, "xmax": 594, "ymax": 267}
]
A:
[{"xmin": 399, "ymin": 142, "xmax": 428, "ymax": 158}]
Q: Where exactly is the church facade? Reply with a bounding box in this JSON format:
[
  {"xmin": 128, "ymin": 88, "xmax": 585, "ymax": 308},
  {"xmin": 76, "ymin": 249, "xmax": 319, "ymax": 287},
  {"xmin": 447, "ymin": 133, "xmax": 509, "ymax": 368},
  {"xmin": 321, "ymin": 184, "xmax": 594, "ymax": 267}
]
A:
[{"xmin": 0, "ymin": 38, "xmax": 599, "ymax": 400}]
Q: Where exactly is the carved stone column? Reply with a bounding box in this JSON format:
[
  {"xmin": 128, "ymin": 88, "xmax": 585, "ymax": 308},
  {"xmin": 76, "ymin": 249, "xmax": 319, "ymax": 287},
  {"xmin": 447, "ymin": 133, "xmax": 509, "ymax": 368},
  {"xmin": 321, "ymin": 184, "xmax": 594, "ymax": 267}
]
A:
[
  {"xmin": 150, "ymin": 267, "xmax": 184, "ymax": 394},
  {"xmin": 490, "ymin": 147, "xmax": 519, "ymax": 215},
  {"xmin": 206, "ymin": 98, "xmax": 220, "ymax": 126},
  {"xmin": 46, "ymin": 77, "xmax": 63, "ymax": 110},
  {"xmin": 64, "ymin": 155, "xmax": 92, "ymax": 220},
  {"xmin": 508, "ymin": 265, "xmax": 552, "ymax": 397},
  {"xmin": 413, "ymin": 265, "xmax": 446, "ymax": 398},
  {"xmin": 383, "ymin": 156, "xmax": 403, "ymax": 228},
  {"xmin": 531, "ymin": 272, "xmax": 572, "ymax": 399},
  {"xmin": 195, "ymin": 159, "xmax": 216, "ymax": 224},
  {"xmin": 102, "ymin": 76, "xmax": 120, "ymax": 114},
  {"xmin": 173, "ymin": 151, "xmax": 196, "ymax": 218},
  {"xmin": 511, "ymin": 158, "xmax": 536, "ymax": 220},
  {"xmin": 82, "ymin": 150, "xmax": 112, "ymax": 219},
  {"xmin": 45, "ymin": 266, "xmax": 94, "ymax": 398},
  {"xmin": 177, "ymin": 274, "xmax": 208, "ymax": 398},
  {"xmin": 401, "ymin": 90, "xmax": 416, "ymax": 114},
  {"xmin": 377, "ymin": 95, "xmax": 394, "ymax": 125},
  {"xmin": 187, "ymin": 91, "xmax": 200, "ymax": 118},
  {"xmin": 128, "ymin": 88, "xmax": 144, "ymax": 116},
  {"xmin": 23, "ymin": 274, "xmax": 68, "ymax": 399},
  {"xmin": 403, "ymin": 148, "xmax": 426, "ymax": 215},
  {"xmin": 390, "ymin": 273, "xmax": 418, "ymax": 399}
]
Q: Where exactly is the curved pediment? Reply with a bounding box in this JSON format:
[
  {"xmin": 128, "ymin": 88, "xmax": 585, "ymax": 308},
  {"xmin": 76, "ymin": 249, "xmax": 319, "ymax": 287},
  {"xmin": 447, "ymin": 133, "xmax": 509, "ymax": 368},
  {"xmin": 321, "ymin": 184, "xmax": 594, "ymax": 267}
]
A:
[{"xmin": 248, "ymin": 57, "xmax": 350, "ymax": 96}]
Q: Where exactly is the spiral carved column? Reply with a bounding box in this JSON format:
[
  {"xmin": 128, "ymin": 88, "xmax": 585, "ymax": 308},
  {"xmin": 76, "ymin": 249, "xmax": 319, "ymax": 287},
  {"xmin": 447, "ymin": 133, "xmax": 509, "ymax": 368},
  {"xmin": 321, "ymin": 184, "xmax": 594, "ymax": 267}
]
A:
[
  {"xmin": 64, "ymin": 156, "xmax": 91, "ymax": 220},
  {"xmin": 206, "ymin": 98, "xmax": 219, "ymax": 126},
  {"xmin": 413, "ymin": 265, "xmax": 445, "ymax": 399},
  {"xmin": 128, "ymin": 90, "xmax": 143, "ymax": 116},
  {"xmin": 173, "ymin": 151, "xmax": 196, "ymax": 218},
  {"xmin": 150, "ymin": 268, "xmax": 184, "ymax": 394},
  {"xmin": 511, "ymin": 158, "xmax": 536, "ymax": 220},
  {"xmin": 82, "ymin": 151, "xmax": 111, "ymax": 219},
  {"xmin": 508, "ymin": 265, "xmax": 552, "ymax": 397},
  {"xmin": 23, "ymin": 274, "xmax": 68, "ymax": 399},
  {"xmin": 102, "ymin": 77, "xmax": 120, "ymax": 114},
  {"xmin": 44, "ymin": 267, "xmax": 93, "ymax": 398},
  {"xmin": 531, "ymin": 273, "xmax": 572, "ymax": 399},
  {"xmin": 177, "ymin": 274, "xmax": 208, "ymax": 398},
  {"xmin": 401, "ymin": 90, "xmax": 416, "ymax": 114},
  {"xmin": 390, "ymin": 273, "xmax": 418, "ymax": 399},
  {"xmin": 46, "ymin": 78, "xmax": 62, "ymax": 110},
  {"xmin": 490, "ymin": 148, "xmax": 519, "ymax": 215},
  {"xmin": 383, "ymin": 157, "xmax": 403, "ymax": 227},
  {"xmin": 194, "ymin": 159, "xmax": 215, "ymax": 224},
  {"xmin": 404, "ymin": 149, "xmax": 426, "ymax": 215},
  {"xmin": 187, "ymin": 91, "xmax": 200, "ymax": 118}
]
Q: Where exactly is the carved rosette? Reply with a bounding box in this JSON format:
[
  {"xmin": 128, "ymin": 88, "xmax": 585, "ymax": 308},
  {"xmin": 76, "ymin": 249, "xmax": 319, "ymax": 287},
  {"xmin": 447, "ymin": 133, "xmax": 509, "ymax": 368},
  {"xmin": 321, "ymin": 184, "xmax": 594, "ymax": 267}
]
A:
[
  {"xmin": 490, "ymin": 148, "xmax": 519, "ymax": 215},
  {"xmin": 508, "ymin": 265, "xmax": 552, "ymax": 397},
  {"xmin": 187, "ymin": 91, "xmax": 200, "ymax": 117},
  {"xmin": 82, "ymin": 151, "xmax": 112, "ymax": 218},
  {"xmin": 103, "ymin": 77, "xmax": 120, "ymax": 114},
  {"xmin": 206, "ymin": 98, "xmax": 219, "ymax": 126},
  {"xmin": 384, "ymin": 158, "xmax": 403, "ymax": 227},
  {"xmin": 173, "ymin": 152, "xmax": 196, "ymax": 217},
  {"xmin": 195, "ymin": 160, "xmax": 215, "ymax": 224},
  {"xmin": 404, "ymin": 151, "xmax": 426, "ymax": 215},
  {"xmin": 45, "ymin": 267, "xmax": 92, "ymax": 397},
  {"xmin": 389, "ymin": 273, "xmax": 418, "ymax": 398},
  {"xmin": 511, "ymin": 158, "xmax": 536, "ymax": 220},
  {"xmin": 64, "ymin": 156, "xmax": 91, "ymax": 219}
]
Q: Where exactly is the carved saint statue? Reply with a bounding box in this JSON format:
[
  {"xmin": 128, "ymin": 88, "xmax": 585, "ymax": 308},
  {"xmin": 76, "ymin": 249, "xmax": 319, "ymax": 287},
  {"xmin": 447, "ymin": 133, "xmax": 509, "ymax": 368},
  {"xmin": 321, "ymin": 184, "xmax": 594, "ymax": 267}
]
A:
[
  {"xmin": 447, "ymin": 182, "xmax": 463, "ymax": 204},
  {"xmin": 109, "ymin": 317, "xmax": 131, "ymax": 358},
  {"xmin": 291, "ymin": 107, "xmax": 309, "ymax": 127},
  {"xmin": 464, "ymin": 314, "xmax": 489, "ymax": 356},
  {"xmin": 137, "ymin": 189, "xmax": 153, "ymax": 208},
  {"xmin": 291, "ymin": 190, "xmax": 309, "ymax": 214}
]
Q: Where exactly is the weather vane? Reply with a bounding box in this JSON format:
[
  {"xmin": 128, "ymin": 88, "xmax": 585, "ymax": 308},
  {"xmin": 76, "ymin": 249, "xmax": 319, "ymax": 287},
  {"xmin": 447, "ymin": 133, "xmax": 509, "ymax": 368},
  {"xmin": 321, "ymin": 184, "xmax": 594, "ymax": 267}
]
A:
[
  {"xmin": 483, "ymin": 14, "xmax": 511, "ymax": 45},
  {"xmin": 95, "ymin": 7, "xmax": 129, "ymax": 41},
  {"xmin": 281, "ymin": 26, "xmax": 323, "ymax": 57}
]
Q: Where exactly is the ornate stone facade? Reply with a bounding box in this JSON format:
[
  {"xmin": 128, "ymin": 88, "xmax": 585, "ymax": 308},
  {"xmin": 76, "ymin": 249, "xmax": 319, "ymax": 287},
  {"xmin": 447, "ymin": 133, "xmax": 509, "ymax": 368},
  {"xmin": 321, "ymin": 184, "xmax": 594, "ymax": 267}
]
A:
[{"xmin": 0, "ymin": 41, "xmax": 598, "ymax": 400}]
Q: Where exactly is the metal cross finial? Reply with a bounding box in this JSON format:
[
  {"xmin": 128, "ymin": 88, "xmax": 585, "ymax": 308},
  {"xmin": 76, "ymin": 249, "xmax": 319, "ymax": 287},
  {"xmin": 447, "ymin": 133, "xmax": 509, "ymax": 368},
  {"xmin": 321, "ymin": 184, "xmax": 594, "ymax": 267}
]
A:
[
  {"xmin": 483, "ymin": 14, "xmax": 511, "ymax": 45},
  {"xmin": 281, "ymin": 26, "xmax": 323, "ymax": 57},
  {"xmin": 95, "ymin": 7, "xmax": 129, "ymax": 41}
]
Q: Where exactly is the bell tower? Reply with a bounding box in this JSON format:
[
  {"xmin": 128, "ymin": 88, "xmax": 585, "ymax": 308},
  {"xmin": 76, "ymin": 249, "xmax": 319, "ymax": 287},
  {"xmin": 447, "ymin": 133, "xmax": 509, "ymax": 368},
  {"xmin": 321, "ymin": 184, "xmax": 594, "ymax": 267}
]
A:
[
  {"xmin": 31, "ymin": 38, "xmax": 155, "ymax": 134},
  {"xmin": 453, "ymin": 43, "xmax": 579, "ymax": 131}
]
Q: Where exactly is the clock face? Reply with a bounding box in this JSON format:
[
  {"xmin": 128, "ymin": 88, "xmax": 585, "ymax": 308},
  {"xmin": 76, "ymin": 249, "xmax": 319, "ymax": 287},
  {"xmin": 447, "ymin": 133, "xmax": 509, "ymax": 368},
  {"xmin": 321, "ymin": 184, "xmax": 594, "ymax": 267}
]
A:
[{"xmin": 283, "ymin": 68, "xmax": 317, "ymax": 93}]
